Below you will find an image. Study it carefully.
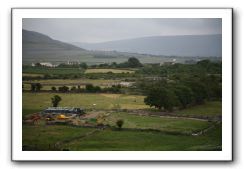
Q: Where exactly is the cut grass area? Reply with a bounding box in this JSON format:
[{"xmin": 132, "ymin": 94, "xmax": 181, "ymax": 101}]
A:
[
  {"xmin": 23, "ymin": 66, "xmax": 84, "ymax": 75},
  {"xmin": 106, "ymin": 112, "xmax": 211, "ymax": 133},
  {"xmin": 22, "ymin": 73, "xmax": 44, "ymax": 77},
  {"xmin": 22, "ymin": 93, "xmax": 149, "ymax": 116},
  {"xmin": 85, "ymin": 68, "xmax": 135, "ymax": 74},
  {"xmin": 63, "ymin": 124, "xmax": 221, "ymax": 151},
  {"xmin": 22, "ymin": 125, "xmax": 95, "ymax": 150},
  {"xmin": 176, "ymin": 101, "xmax": 222, "ymax": 117},
  {"xmin": 22, "ymin": 123, "xmax": 221, "ymax": 151},
  {"xmin": 23, "ymin": 78, "xmax": 121, "ymax": 86}
]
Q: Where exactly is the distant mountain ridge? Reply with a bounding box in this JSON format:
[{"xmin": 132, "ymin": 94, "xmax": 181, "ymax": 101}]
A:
[
  {"xmin": 73, "ymin": 34, "xmax": 222, "ymax": 57},
  {"xmin": 23, "ymin": 29, "xmax": 85, "ymax": 51}
]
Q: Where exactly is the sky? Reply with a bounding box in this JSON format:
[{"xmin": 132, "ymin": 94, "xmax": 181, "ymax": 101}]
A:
[{"xmin": 22, "ymin": 18, "xmax": 222, "ymax": 43}]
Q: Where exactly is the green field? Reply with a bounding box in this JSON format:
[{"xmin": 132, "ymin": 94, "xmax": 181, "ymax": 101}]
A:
[
  {"xmin": 22, "ymin": 92, "xmax": 222, "ymax": 151},
  {"xmin": 176, "ymin": 101, "xmax": 222, "ymax": 118},
  {"xmin": 23, "ymin": 66, "xmax": 84, "ymax": 75},
  {"xmin": 85, "ymin": 68, "xmax": 135, "ymax": 74},
  {"xmin": 23, "ymin": 93, "xmax": 149, "ymax": 116},
  {"xmin": 23, "ymin": 123, "xmax": 221, "ymax": 151},
  {"xmin": 106, "ymin": 112, "xmax": 210, "ymax": 133},
  {"xmin": 23, "ymin": 78, "xmax": 122, "ymax": 90}
]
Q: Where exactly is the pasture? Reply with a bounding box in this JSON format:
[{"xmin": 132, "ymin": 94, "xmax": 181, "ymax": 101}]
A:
[
  {"xmin": 22, "ymin": 92, "xmax": 222, "ymax": 151},
  {"xmin": 22, "ymin": 123, "xmax": 221, "ymax": 151},
  {"xmin": 85, "ymin": 68, "xmax": 135, "ymax": 74},
  {"xmin": 23, "ymin": 78, "xmax": 122, "ymax": 90},
  {"xmin": 23, "ymin": 66, "xmax": 84, "ymax": 75},
  {"xmin": 22, "ymin": 93, "xmax": 149, "ymax": 116}
]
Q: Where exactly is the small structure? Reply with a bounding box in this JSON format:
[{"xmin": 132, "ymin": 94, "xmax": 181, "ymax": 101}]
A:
[
  {"xmin": 41, "ymin": 107, "xmax": 85, "ymax": 116},
  {"xmin": 119, "ymin": 82, "xmax": 134, "ymax": 87},
  {"xmin": 39, "ymin": 62, "xmax": 56, "ymax": 67}
]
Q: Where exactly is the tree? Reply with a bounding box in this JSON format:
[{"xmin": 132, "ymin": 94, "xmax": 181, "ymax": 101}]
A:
[
  {"xmin": 79, "ymin": 62, "xmax": 88, "ymax": 69},
  {"xmin": 35, "ymin": 83, "xmax": 42, "ymax": 91},
  {"xmin": 70, "ymin": 86, "xmax": 77, "ymax": 92},
  {"xmin": 30, "ymin": 83, "xmax": 36, "ymax": 92},
  {"xmin": 185, "ymin": 80, "xmax": 207, "ymax": 104},
  {"xmin": 116, "ymin": 119, "xmax": 124, "ymax": 129},
  {"xmin": 58, "ymin": 86, "xmax": 69, "ymax": 92},
  {"xmin": 127, "ymin": 57, "xmax": 142, "ymax": 68},
  {"xmin": 144, "ymin": 86, "xmax": 179, "ymax": 111},
  {"xmin": 51, "ymin": 86, "xmax": 56, "ymax": 91},
  {"xmin": 173, "ymin": 85, "xmax": 194, "ymax": 108},
  {"xmin": 51, "ymin": 95, "xmax": 62, "ymax": 107},
  {"xmin": 30, "ymin": 83, "xmax": 42, "ymax": 92},
  {"xmin": 85, "ymin": 84, "xmax": 101, "ymax": 93}
]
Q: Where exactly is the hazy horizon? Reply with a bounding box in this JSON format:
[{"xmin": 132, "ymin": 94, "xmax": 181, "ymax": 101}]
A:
[{"xmin": 23, "ymin": 18, "xmax": 222, "ymax": 43}]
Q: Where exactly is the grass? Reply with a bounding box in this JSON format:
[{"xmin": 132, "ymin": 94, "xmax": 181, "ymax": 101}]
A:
[
  {"xmin": 85, "ymin": 68, "xmax": 135, "ymax": 74},
  {"xmin": 22, "ymin": 93, "xmax": 149, "ymax": 116},
  {"xmin": 22, "ymin": 123, "xmax": 221, "ymax": 151},
  {"xmin": 22, "ymin": 73, "xmax": 44, "ymax": 77},
  {"xmin": 23, "ymin": 78, "xmax": 121, "ymax": 88},
  {"xmin": 176, "ymin": 101, "xmax": 222, "ymax": 117},
  {"xmin": 22, "ymin": 92, "xmax": 222, "ymax": 151},
  {"xmin": 63, "ymin": 124, "xmax": 221, "ymax": 151},
  {"xmin": 23, "ymin": 78, "xmax": 123, "ymax": 91},
  {"xmin": 22, "ymin": 125, "xmax": 95, "ymax": 150},
  {"xmin": 23, "ymin": 66, "xmax": 84, "ymax": 75},
  {"xmin": 106, "ymin": 112, "xmax": 211, "ymax": 133}
]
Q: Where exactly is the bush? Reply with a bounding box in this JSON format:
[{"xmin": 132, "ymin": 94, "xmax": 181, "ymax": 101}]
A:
[{"xmin": 116, "ymin": 119, "xmax": 124, "ymax": 129}]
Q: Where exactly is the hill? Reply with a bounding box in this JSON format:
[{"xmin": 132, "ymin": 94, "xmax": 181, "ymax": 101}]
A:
[
  {"xmin": 73, "ymin": 34, "xmax": 222, "ymax": 57},
  {"xmin": 23, "ymin": 29, "xmax": 86, "ymax": 62}
]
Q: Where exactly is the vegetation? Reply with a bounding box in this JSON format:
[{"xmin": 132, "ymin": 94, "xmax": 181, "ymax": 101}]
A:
[
  {"xmin": 51, "ymin": 95, "xmax": 62, "ymax": 107},
  {"xmin": 30, "ymin": 83, "xmax": 42, "ymax": 92},
  {"xmin": 22, "ymin": 59, "xmax": 222, "ymax": 151},
  {"xmin": 116, "ymin": 119, "xmax": 124, "ymax": 129},
  {"xmin": 85, "ymin": 68, "xmax": 134, "ymax": 74}
]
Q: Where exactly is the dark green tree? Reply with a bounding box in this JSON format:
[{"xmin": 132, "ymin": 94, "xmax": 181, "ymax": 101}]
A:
[
  {"xmin": 144, "ymin": 86, "xmax": 179, "ymax": 111},
  {"xmin": 127, "ymin": 57, "xmax": 142, "ymax": 68},
  {"xmin": 51, "ymin": 86, "xmax": 56, "ymax": 91},
  {"xmin": 35, "ymin": 83, "xmax": 42, "ymax": 91},
  {"xmin": 51, "ymin": 95, "xmax": 62, "ymax": 107},
  {"xmin": 173, "ymin": 85, "xmax": 194, "ymax": 108},
  {"xmin": 116, "ymin": 119, "xmax": 124, "ymax": 129}
]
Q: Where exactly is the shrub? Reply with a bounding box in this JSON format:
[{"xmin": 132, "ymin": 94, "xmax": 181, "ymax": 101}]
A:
[{"xmin": 116, "ymin": 119, "xmax": 124, "ymax": 129}]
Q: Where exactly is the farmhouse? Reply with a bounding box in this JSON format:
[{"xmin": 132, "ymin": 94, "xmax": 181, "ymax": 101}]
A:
[
  {"xmin": 32, "ymin": 62, "xmax": 57, "ymax": 67},
  {"xmin": 119, "ymin": 82, "xmax": 134, "ymax": 87}
]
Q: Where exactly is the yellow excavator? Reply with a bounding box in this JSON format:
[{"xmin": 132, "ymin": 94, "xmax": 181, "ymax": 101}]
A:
[{"xmin": 57, "ymin": 114, "xmax": 70, "ymax": 120}]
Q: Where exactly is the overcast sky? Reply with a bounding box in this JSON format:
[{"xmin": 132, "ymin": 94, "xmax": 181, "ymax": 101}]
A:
[{"xmin": 23, "ymin": 18, "xmax": 222, "ymax": 43}]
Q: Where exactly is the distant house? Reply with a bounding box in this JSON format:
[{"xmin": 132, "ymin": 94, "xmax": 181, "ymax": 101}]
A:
[
  {"xmin": 67, "ymin": 60, "xmax": 80, "ymax": 65},
  {"xmin": 119, "ymin": 82, "xmax": 134, "ymax": 87},
  {"xmin": 40, "ymin": 62, "xmax": 56, "ymax": 67},
  {"xmin": 161, "ymin": 61, "xmax": 175, "ymax": 66},
  {"xmin": 160, "ymin": 59, "xmax": 176, "ymax": 66}
]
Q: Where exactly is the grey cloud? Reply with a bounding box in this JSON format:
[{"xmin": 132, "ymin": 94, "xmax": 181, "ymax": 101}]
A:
[{"xmin": 23, "ymin": 18, "xmax": 221, "ymax": 43}]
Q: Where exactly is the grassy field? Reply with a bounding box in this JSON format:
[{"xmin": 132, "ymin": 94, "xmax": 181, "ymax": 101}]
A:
[
  {"xmin": 23, "ymin": 93, "xmax": 149, "ymax": 116},
  {"xmin": 23, "ymin": 79, "xmax": 121, "ymax": 85},
  {"xmin": 64, "ymin": 124, "xmax": 222, "ymax": 151},
  {"xmin": 23, "ymin": 66, "xmax": 84, "ymax": 75},
  {"xmin": 22, "ymin": 73, "xmax": 44, "ymax": 77},
  {"xmin": 85, "ymin": 68, "xmax": 135, "ymax": 74},
  {"xmin": 23, "ymin": 123, "xmax": 221, "ymax": 151},
  {"xmin": 22, "ymin": 92, "xmax": 222, "ymax": 151},
  {"xmin": 106, "ymin": 112, "xmax": 211, "ymax": 133},
  {"xmin": 176, "ymin": 101, "xmax": 222, "ymax": 117},
  {"xmin": 23, "ymin": 78, "xmax": 122, "ymax": 90}
]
